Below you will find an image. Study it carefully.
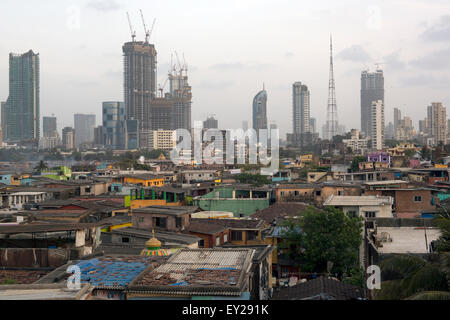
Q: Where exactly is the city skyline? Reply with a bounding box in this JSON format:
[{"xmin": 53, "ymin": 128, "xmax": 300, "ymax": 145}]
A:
[{"xmin": 0, "ymin": 1, "xmax": 449, "ymax": 139}]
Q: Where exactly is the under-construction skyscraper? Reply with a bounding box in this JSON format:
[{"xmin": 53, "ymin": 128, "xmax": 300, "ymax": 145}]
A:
[
  {"xmin": 361, "ymin": 69, "xmax": 384, "ymax": 137},
  {"xmin": 123, "ymin": 40, "xmax": 157, "ymax": 148},
  {"xmin": 325, "ymin": 36, "xmax": 338, "ymax": 140}
]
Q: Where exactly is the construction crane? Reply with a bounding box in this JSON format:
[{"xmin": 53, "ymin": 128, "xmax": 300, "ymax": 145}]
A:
[
  {"xmin": 148, "ymin": 18, "xmax": 156, "ymax": 42},
  {"xmin": 140, "ymin": 9, "xmax": 149, "ymax": 43},
  {"xmin": 127, "ymin": 12, "xmax": 136, "ymax": 42},
  {"xmin": 158, "ymin": 77, "xmax": 169, "ymax": 98},
  {"xmin": 374, "ymin": 62, "xmax": 385, "ymax": 71}
]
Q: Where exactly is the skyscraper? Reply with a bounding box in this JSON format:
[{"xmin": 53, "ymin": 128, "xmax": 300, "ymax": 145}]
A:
[
  {"xmin": 428, "ymin": 102, "xmax": 447, "ymax": 146},
  {"xmin": 371, "ymin": 100, "xmax": 385, "ymax": 150},
  {"xmin": 62, "ymin": 127, "xmax": 75, "ymax": 150},
  {"xmin": 292, "ymin": 82, "xmax": 310, "ymax": 134},
  {"xmin": 203, "ymin": 116, "xmax": 218, "ymax": 129},
  {"xmin": 361, "ymin": 69, "xmax": 384, "ymax": 137},
  {"xmin": 325, "ymin": 37, "xmax": 338, "ymax": 140},
  {"xmin": 74, "ymin": 114, "xmax": 96, "ymax": 148},
  {"xmin": 43, "ymin": 116, "xmax": 57, "ymax": 138},
  {"xmin": 123, "ymin": 40, "xmax": 157, "ymax": 149},
  {"xmin": 167, "ymin": 67, "xmax": 192, "ymax": 132},
  {"xmin": 309, "ymin": 118, "xmax": 317, "ymax": 134},
  {"xmin": 4, "ymin": 50, "xmax": 40, "ymax": 145},
  {"xmin": 103, "ymin": 101, "xmax": 125, "ymax": 150},
  {"xmin": 252, "ymin": 86, "xmax": 268, "ymax": 132},
  {"xmin": 393, "ymin": 108, "xmax": 401, "ymax": 137}
]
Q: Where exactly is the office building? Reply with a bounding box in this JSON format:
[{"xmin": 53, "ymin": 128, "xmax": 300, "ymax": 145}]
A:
[
  {"xmin": 361, "ymin": 69, "xmax": 384, "ymax": 137},
  {"xmin": 74, "ymin": 114, "xmax": 96, "ymax": 148},
  {"xmin": 125, "ymin": 119, "xmax": 139, "ymax": 150},
  {"xmin": 102, "ymin": 101, "xmax": 125, "ymax": 150},
  {"xmin": 292, "ymin": 82, "xmax": 310, "ymax": 134},
  {"xmin": 152, "ymin": 130, "xmax": 176, "ymax": 150},
  {"xmin": 4, "ymin": 50, "xmax": 40, "ymax": 145},
  {"xmin": 371, "ymin": 100, "xmax": 385, "ymax": 150}
]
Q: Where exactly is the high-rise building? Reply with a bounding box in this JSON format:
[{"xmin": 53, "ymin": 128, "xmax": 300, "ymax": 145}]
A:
[
  {"xmin": 125, "ymin": 119, "xmax": 139, "ymax": 150},
  {"xmin": 393, "ymin": 108, "xmax": 401, "ymax": 136},
  {"xmin": 94, "ymin": 126, "xmax": 104, "ymax": 146},
  {"xmin": 325, "ymin": 37, "xmax": 338, "ymax": 140},
  {"xmin": 152, "ymin": 130, "xmax": 176, "ymax": 150},
  {"xmin": 292, "ymin": 82, "xmax": 310, "ymax": 134},
  {"xmin": 43, "ymin": 116, "xmax": 57, "ymax": 138},
  {"xmin": 4, "ymin": 50, "xmax": 40, "ymax": 145},
  {"xmin": 370, "ymin": 100, "xmax": 385, "ymax": 150},
  {"xmin": 309, "ymin": 118, "xmax": 317, "ymax": 134},
  {"xmin": 123, "ymin": 40, "xmax": 157, "ymax": 149},
  {"xmin": 102, "ymin": 101, "xmax": 125, "ymax": 150},
  {"xmin": 74, "ymin": 114, "xmax": 96, "ymax": 148},
  {"xmin": 62, "ymin": 127, "xmax": 75, "ymax": 150},
  {"xmin": 361, "ymin": 69, "xmax": 384, "ymax": 137},
  {"xmin": 385, "ymin": 122, "xmax": 395, "ymax": 140},
  {"xmin": 428, "ymin": 102, "xmax": 447, "ymax": 146},
  {"xmin": 1, "ymin": 102, "xmax": 7, "ymax": 140},
  {"xmin": 252, "ymin": 86, "xmax": 268, "ymax": 132},
  {"xmin": 168, "ymin": 69, "xmax": 192, "ymax": 132},
  {"xmin": 203, "ymin": 116, "xmax": 218, "ymax": 130}
]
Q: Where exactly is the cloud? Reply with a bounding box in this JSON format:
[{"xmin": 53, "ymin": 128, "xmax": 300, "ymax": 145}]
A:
[
  {"xmin": 195, "ymin": 80, "xmax": 235, "ymax": 90},
  {"xmin": 336, "ymin": 45, "xmax": 372, "ymax": 63},
  {"xmin": 209, "ymin": 62, "xmax": 272, "ymax": 71},
  {"xmin": 284, "ymin": 52, "xmax": 294, "ymax": 59},
  {"xmin": 382, "ymin": 52, "xmax": 406, "ymax": 71},
  {"xmin": 410, "ymin": 47, "xmax": 450, "ymax": 69},
  {"xmin": 420, "ymin": 15, "xmax": 450, "ymax": 42},
  {"xmin": 400, "ymin": 73, "xmax": 450, "ymax": 88},
  {"xmin": 86, "ymin": 0, "xmax": 121, "ymax": 12}
]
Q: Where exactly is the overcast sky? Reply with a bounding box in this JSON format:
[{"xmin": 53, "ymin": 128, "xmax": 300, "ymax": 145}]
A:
[{"xmin": 0, "ymin": 0, "xmax": 449, "ymax": 138}]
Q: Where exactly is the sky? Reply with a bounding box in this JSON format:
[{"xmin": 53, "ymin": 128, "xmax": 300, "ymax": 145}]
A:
[{"xmin": 0, "ymin": 0, "xmax": 449, "ymax": 139}]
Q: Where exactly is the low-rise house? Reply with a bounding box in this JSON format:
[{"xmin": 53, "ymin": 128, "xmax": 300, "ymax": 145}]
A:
[
  {"xmin": 186, "ymin": 220, "xmax": 230, "ymax": 248},
  {"xmin": 191, "ymin": 218, "xmax": 266, "ymax": 246},
  {"xmin": 127, "ymin": 248, "xmax": 255, "ymax": 300},
  {"xmin": 323, "ymin": 195, "xmax": 394, "ymax": 218},
  {"xmin": 131, "ymin": 206, "xmax": 199, "ymax": 232},
  {"xmin": 193, "ymin": 185, "xmax": 272, "ymax": 217},
  {"xmin": 179, "ymin": 170, "xmax": 218, "ymax": 184},
  {"xmin": 272, "ymin": 276, "xmax": 364, "ymax": 300},
  {"xmin": 0, "ymin": 223, "xmax": 102, "ymax": 268}
]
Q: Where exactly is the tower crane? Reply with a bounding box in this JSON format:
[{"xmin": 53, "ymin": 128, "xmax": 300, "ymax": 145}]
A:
[{"xmin": 127, "ymin": 12, "xmax": 136, "ymax": 42}]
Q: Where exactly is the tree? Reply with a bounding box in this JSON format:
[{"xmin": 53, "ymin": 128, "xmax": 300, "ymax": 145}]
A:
[
  {"xmin": 420, "ymin": 146, "xmax": 431, "ymax": 161},
  {"xmin": 434, "ymin": 216, "xmax": 450, "ymax": 253},
  {"xmin": 236, "ymin": 173, "xmax": 269, "ymax": 186},
  {"xmin": 351, "ymin": 156, "xmax": 366, "ymax": 172},
  {"xmin": 34, "ymin": 160, "xmax": 48, "ymax": 172},
  {"xmin": 281, "ymin": 206, "xmax": 363, "ymax": 277}
]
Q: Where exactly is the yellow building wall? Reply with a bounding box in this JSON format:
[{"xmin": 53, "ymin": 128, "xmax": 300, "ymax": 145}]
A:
[
  {"xmin": 124, "ymin": 177, "xmax": 164, "ymax": 187},
  {"xmin": 130, "ymin": 199, "xmax": 181, "ymax": 209}
]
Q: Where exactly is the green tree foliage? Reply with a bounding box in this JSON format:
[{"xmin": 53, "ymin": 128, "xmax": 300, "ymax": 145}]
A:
[
  {"xmin": 420, "ymin": 146, "xmax": 431, "ymax": 161},
  {"xmin": 404, "ymin": 149, "xmax": 417, "ymax": 159},
  {"xmin": 281, "ymin": 206, "xmax": 363, "ymax": 276},
  {"xmin": 376, "ymin": 254, "xmax": 450, "ymax": 300},
  {"xmin": 34, "ymin": 160, "xmax": 48, "ymax": 172},
  {"xmin": 342, "ymin": 267, "xmax": 365, "ymax": 288},
  {"xmin": 407, "ymin": 291, "xmax": 450, "ymax": 300},
  {"xmin": 351, "ymin": 156, "xmax": 366, "ymax": 172},
  {"xmin": 236, "ymin": 173, "xmax": 269, "ymax": 186},
  {"xmin": 434, "ymin": 217, "xmax": 450, "ymax": 253}
]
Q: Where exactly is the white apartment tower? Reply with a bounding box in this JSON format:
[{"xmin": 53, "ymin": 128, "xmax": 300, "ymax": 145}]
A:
[{"xmin": 371, "ymin": 100, "xmax": 385, "ymax": 150}]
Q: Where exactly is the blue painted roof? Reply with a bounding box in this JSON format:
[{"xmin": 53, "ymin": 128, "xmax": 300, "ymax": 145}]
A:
[{"xmin": 76, "ymin": 256, "xmax": 156, "ymax": 288}]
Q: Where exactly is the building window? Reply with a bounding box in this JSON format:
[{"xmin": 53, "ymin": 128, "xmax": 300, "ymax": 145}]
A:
[
  {"xmin": 348, "ymin": 211, "xmax": 357, "ymax": 218},
  {"xmin": 198, "ymin": 239, "xmax": 205, "ymax": 247},
  {"xmin": 231, "ymin": 231, "xmax": 242, "ymax": 241},
  {"xmin": 248, "ymin": 231, "xmax": 258, "ymax": 241},
  {"xmin": 224, "ymin": 234, "xmax": 228, "ymax": 243},
  {"xmin": 280, "ymin": 191, "xmax": 285, "ymax": 196},
  {"xmin": 138, "ymin": 217, "xmax": 144, "ymax": 223},
  {"xmin": 176, "ymin": 217, "xmax": 182, "ymax": 228},
  {"xmin": 414, "ymin": 196, "xmax": 422, "ymax": 202},
  {"xmin": 365, "ymin": 212, "xmax": 376, "ymax": 218},
  {"xmin": 316, "ymin": 191, "xmax": 321, "ymax": 196},
  {"xmin": 155, "ymin": 217, "xmax": 167, "ymax": 228},
  {"xmin": 216, "ymin": 236, "xmax": 220, "ymax": 246},
  {"xmin": 338, "ymin": 191, "xmax": 343, "ymax": 195},
  {"xmin": 121, "ymin": 237, "xmax": 130, "ymax": 243}
]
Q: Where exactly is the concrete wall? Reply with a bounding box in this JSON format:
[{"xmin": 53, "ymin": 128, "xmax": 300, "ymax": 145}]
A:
[
  {"xmin": 0, "ymin": 248, "xmax": 70, "ymax": 268},
  {"xmin": 132, "ymin": 213, "xmax": 190, "ymax": 232}
]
